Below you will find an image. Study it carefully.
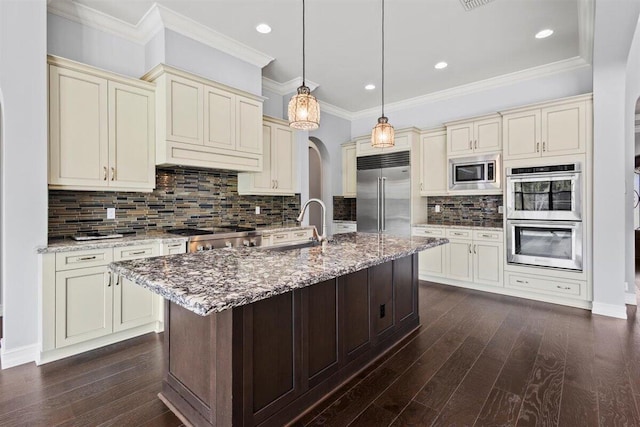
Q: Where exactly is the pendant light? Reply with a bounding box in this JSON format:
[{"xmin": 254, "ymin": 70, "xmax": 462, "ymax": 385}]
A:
[
  {"xmin": 371, "ymin": 0, "xmax": 395, "ymax": 148},
  {"xmin": 288, "ymin": 0, "xmax": 320, "ymax": 130}
]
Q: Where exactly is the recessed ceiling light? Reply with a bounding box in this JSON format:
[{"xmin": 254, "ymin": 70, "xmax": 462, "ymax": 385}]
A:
[
  {"xmin": 434, "ymin": 61, "xmax": 448, "ymax": 70},
  {"xmin": 365, "ymin": 84, "xmax": 376, "ymax": 90},
  {"xmin": 535, "ymin": 29, "xmax": 554, "ymax": 39},
  {"xmin": 256, "ymin": 23, "xmax": 272, "ymax": 34}
]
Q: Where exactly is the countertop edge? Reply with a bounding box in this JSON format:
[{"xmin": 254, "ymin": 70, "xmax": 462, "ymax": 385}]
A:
[{"xmin": 37, "ymin": 235, "xmax": 189, "ymax": 254}]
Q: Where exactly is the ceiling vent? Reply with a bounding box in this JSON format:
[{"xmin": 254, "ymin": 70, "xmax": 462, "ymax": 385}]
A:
[{"xmin": 459, "ymin": 0, "xmax": 495, "ymax": 11}]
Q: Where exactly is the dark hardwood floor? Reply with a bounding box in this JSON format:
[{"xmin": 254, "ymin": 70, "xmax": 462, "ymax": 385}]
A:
[{"xmin": 1, "ymin": 281, "xmax": 640, "ymax": 426}]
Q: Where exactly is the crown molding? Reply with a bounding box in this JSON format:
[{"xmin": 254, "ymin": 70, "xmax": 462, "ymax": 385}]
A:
[
  {"xmin": 47, "ymin": 0, "xmax": 274, "ymax": 68},
  {"xmin": 319, "ymin": 102, "xmax": 355, "ymax": 121},
  {"xmin": 350, "ymin": 56, "xmax": 591, "ymax": 120},
  {"xmin": 577, "ymin": 0, "xmax": 595, "ymax": 64},
  {"xmin": 262, "ymin": 77, "xmax": 319, "ymax": 95}
]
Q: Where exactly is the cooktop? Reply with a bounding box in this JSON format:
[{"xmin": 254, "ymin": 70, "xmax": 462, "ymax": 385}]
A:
[{"xmin": 167, "ymin": 226, "xmax": 256, "ymax": 237}]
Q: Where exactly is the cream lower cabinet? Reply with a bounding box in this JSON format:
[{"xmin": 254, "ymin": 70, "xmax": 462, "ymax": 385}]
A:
[
  {"xmin": 238, "ymin": 116, "xmax": 296, "ymax": 195},
  {"xmin": 162, "ymin": 241, "xmax": 187, "ymax": 255},
  {"xmin": 414, "ymin": 227, "xmax": 503, "ymax": 288},
  {"xmin": 41, "ymin": 243, "xmax": 165, "ymax": 363},
  {"xmin": 261, "ymin": 227, "xmax": 315, "ymax": 247},
  {"xmin": 48, "ymin": 56, "xmax": 155, "ymax": 192}
]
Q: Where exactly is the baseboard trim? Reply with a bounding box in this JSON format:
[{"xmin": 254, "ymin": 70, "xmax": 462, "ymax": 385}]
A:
[
  {"xmin": 591, "ymin": 301, "xmax": 628, "ymax": 319},
  {"xmin": 625, "ymin": 292, "xmax": 637, "ymax": 306},
  {"xmin": 1, "ymin": 342, "xmax": 38, "ymax": 369}
]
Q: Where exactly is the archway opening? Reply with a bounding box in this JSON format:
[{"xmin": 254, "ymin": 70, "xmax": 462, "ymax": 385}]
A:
[{"xmin": 634, "ymin": 99, "xmax": 640, "ymax": 299}]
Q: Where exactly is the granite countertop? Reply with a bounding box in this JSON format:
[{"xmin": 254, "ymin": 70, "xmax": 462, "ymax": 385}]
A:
[
  {"xmin": 412, "ymin": 223, "xmax": 503, "ymax": 232},
  {"xmin": 38, "ymin": 231, "xmax": 188, "ymax": 254},
  {"xmin": 109, "ymin": 232, "xmax": 448, "ymax": 316}
]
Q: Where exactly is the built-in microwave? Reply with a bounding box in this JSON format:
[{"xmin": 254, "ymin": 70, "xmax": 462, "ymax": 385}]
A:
[
  {"xmin": 506, "ymin": 163, "xmax": 582, "ymax": 221},
  {"xmin": 506, "ymin": 219, "xmax": 583, "ymax": 271},
  {"xmin": 449, "ymin": 154, "xmax": 501, "ymax": 191}
]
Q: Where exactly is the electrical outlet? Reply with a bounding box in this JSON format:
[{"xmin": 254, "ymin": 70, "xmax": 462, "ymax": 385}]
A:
[
  {"xmin": 498, "ymin": 206, "xmax": 504, "ymax": 214},
  {"xmin": 379, "ymin": 304, "xmax": 386, "ymax": 318},
  {"xmin": 434, "ymin": 205, "xmax": 441, "ymax": 213},
  {"xmin": 255, "ymin": 206, "xmax": 261, "ymax": 214},
  {"xmin": 107, "ymin": 208, "xmax": 115, "ymax": 219}
]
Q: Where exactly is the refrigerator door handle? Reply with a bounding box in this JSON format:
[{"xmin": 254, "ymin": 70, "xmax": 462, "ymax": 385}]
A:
[
  {"xmin": 381, "ymin": 177, "xmax": 387, "ymax": 231},
  {"xmin": 377, "ymin": 177, "xmax": 381, "ymax": 232}
]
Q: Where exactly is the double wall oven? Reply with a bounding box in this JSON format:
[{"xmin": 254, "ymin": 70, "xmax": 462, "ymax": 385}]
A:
[{"xmin": 505, "ymin": 163, "xmax": 583, "ymax": 271}]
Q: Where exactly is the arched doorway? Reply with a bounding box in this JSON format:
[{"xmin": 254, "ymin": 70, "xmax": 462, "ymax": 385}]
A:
[{"xmin": 308, "ymin": 140, "xmax": 323, "ymax": 234}]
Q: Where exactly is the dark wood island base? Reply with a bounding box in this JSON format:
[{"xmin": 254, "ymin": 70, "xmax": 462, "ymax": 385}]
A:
[{"xmin": 161, "ymin": 254, "xmax": 420, "ymax": 427}]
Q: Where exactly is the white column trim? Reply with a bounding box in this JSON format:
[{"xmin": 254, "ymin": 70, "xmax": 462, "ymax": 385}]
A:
[{"xmin": 591, "ymin": 301, "xmax": 628, "ymax": 319}]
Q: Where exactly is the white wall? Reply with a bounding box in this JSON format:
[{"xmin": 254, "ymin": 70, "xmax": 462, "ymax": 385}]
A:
[
  {"xmin": 262, "ymin": 88, "xmax": 284, "ymax": 119},
  {"xmin": 351, "ymin": 66, "xmax": 593, "ymax": 135},
  {"xmin": 47, "ymin": 13, "xmax": 145, "ymax": 78},
  {"xmin": 591, "ymin": 0, "xmax": 640, "ymax": 318},
  {"xmin": 164, "ymin": 30, "xmax": 262, "ymax": 96},
  {"xmin": 625, "ymin": 14, "xmax": 640, "ymax": 305},
  {"xmin": 145, "ymin": 30, "xmax": 166, "ymax": 72},
  {"xmin": 0, "ymin": 0, "xmax": 48, "ymax": 365}
]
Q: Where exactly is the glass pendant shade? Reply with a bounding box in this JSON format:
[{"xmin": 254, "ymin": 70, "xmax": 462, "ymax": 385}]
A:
[
  {"xmin": 288, "ymin": 84, "xmax": 320, "ymax": 130},
  {"xmin": 371, "ymin": 116, "xmax": 395, "ymax": 148}
]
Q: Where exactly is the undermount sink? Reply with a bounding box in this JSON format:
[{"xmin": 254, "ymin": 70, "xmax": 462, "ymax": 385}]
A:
[{"xmin": 262, "ymin": 240, "xmax": 322, "ymax": 252}]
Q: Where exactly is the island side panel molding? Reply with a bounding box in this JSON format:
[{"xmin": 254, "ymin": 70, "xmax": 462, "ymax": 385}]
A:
[
  {"xmin": 370, "ymin": 261, "xmax": 395, "ymax": 342},
  {"xmin": 394, "ymin": 254, "xmax": 418, "ymax": 324},
  {"xmin": 342, "ymin": 269, "xmax": 372, "ymax": 362}
]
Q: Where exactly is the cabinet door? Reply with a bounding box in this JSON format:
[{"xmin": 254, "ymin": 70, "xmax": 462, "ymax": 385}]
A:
[
  {"xmin": 446, "ymin": 240, "xmax": 473, "ymax": 282},
  {"xmin": 394, "ymin": 255, "xmax": 417, "ymax": 325},
  {"xmin": 113, "ymin": 275, "xmax": 157, "ymax": 332},
  {"xmin": 49, "ymin": 65, "xmax": 109, "ymax": 187},
  {"xmin": 474, "ymin": 117, "xmax": 501, "ymax": 153},
  {"xmin": 236, "ymin": 96, "xmax": 263, "ymax": 154},
  {"xmin": 342, "ymin": 144, "xmax": 357, "ymax": 198},
  {"xmin": 541, "ymin": 101, "xmax": 586, "ymax": 156},
  {"xmin": 447, "ymin": 123, "xmax": 473, "ymax": 156},
  {"xmin": 250, "ymin": 124, "xmax": 274, "ymax": 192},
  {"xmin": 340, "ymin": 269, "xmax": 370, "ymax": 362},
  {"xmin": 473, "ymin": 242, "xmax": 503, "ymax": 287},
  {"xmin": 370, "ymin": 262, "xmax": 394, "ymax": 340},
  {"xmin": 55, "ymin": 267, "xmax": 113, "ymax": 348},
  {"xmin": 503, "ymin": 110, "xmax": 541, "ymax": 160},
  {"xmin": 273, "ymin": 125, "xmax": 295, "ymax": 193},
  {"xmin": 166, "ymin": 74, "xmax": 203, "ymax": 145},
  {"xmin": 420, "ymin": 132, "xmax": 447, "ymax": 195},
  {"xmin": 204, "ymin": 86, "xmax": 235, "ymax": 150},
  {"xmin": 418, "ymin": 244, "xmax": 446, "ymax": 278},
  {"xmin": 108, "ymin": 82, "xmax": 155, "ymax": 190},
  {"xmin": 162, "ymin": 242, "xmax": 187, "ymax": 255}
]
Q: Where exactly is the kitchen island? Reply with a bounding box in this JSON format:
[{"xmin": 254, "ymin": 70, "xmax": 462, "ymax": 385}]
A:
[{"xmin": 110, "ymin": 232, "xmax": 447, "ymax": 426}]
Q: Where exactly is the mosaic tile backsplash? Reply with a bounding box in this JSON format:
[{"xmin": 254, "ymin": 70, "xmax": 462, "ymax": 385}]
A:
[
  {"xmin": 49, "ymin": 168, "xmax": 301, "ymax": 238},
  {"xmin": 426, "ymin": 195, "xmax": 503, "ymax": 228},
  {"xmin": 333, "ymin": 196, "xmax": 356, "ymax": 221}
]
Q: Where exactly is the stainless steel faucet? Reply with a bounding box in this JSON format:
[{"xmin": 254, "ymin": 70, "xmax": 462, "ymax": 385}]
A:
[{"xmin": 297, "ymin": 198, "xmax": 327, "ymax": 249}]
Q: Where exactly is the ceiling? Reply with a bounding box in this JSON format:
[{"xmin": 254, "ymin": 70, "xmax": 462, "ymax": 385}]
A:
[{"xmin": 66, "ymin": 0, "xmax": 585, "ymax": 113}]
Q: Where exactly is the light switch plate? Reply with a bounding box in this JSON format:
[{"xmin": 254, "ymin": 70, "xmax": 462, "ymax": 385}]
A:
[
  {"xmin": 255, "ymin": 206, "xmax": 261, "ymax": 214},
  {"xmin": 107, "ymin": 208, "xmax": 115, "ymax": 219},
  {"xmin": 498, "ymin": 206, "xmax": 504, "ymax": 214},
  {"xmin": 434, "ymin": 205, "xmax": 441, "ymax": 213}
]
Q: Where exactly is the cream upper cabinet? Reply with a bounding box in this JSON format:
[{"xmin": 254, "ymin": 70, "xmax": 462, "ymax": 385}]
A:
[
  {"xmin": 167, "ymin": 73, "xmax": 203, "ymax": 145},
  {"xmin": 108, "ymin": 82, "xmax": 155, "ymax": 190},
  {"xmin": 419, "ymin": 128, "xmax": 447, "ymax": 196},
  {"xmin": 446, "ymin": 114, "xmax": 501, "ymax": 157},
  {"xmin": 342, "ymin": 142, "xmax": 357, "ymax": 198},
  {"xmin": 238, "ymin": 117, "xmax": 296, "ymax": 195},
  {"xmin": 355, "ymin": 129, "xmax": 416, "ymax": 157},
  {"xmin": 502, "ymin": 95, "xmax": 591, "ymax": 160},
  {"xmin": 48, "ymin": 56, "xmax": 156, "ymax": 192},
  {"xmin": 143, "ymin": 64, "xmax": 264, "ymax": 172}
]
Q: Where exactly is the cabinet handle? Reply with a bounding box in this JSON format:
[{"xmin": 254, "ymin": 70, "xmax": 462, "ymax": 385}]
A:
[
  {"xmin": 78, "ymin": 255, "xmax": 97, "ymax": 261},
  {"xmin": 272, "ymin": 180, "xmax": 275, "ymax": 189},
  {"xmin": 110, "ymin": 167, "xmax": 115, "ymax": 181},
  {"xmin": 275, "ymin": 235, "xmax": 286, "ymax": 239},
  {"xmin": 468, "ymin": 244, "xmax": 472, "ymax": 254},
  {"xmin": 103, "ymin": 166, "xmax": 108, "ymax": 181},
  {"xmin": 294, "ymin": 232, "xmax": 306, "ymax": 237},
  {"xmin": 469, "ymin": 141, "xmax": 472, "ymax": 149},
  {"xmin": 474, "ymin": 140, "xmax": 478, "ymax": 149},
  {"xmin": 107, "ymin": 271, "xmax": 112, "ymax": 287},
  {"xmin": 129, "ymin": 250, "xmax": 147, "ymax": 255},
  {"xmin": 536, "ymin": 142, "xmax": 540, "ymax": 153},
  {"xmin": 275, "ymin": 180, "xmax": 278, "ymax": 189},
  {"xmin": 453, "ymin": 232, "xmax": 464, "ymax": 236},
  {"xmin": 473, "ymin": 244, "xmax": 477, "ymax": 254},
  {"xmin": 168, "ymin": 243, "xmax": 182, "ymax": 248},
  {"xmin": 480, "ymin": 234, "xmax": 492, "ymax": 238},
  {"xmin": 116, "ymin": 275, "xmax": 121, "ymax": 286},
  {"xmin": 556, "ymin": 285, "xmax": 572, "ymax": 290},
  {"xmin": 516, "ymin": 279, "xmax": 529, "ymax": 284},
  {"xmin": 420, "ymin": 182, "xmax": 423, "ymax": 191},
  {"xmin": 542, "ymin": 141, "xmax": 546, "ymax": 152}
]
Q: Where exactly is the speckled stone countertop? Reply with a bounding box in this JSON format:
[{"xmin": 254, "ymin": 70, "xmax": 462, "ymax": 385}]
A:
[
  {"xmin": 412, "ymin": 223, "xmax": 503, "ymax": 231},
  {"xmin": 109, "ymin": 232, "xmax": 448, "ymax": 316},
  {"xmin": 37, "ymin": 231, "xmax": 188, "ymax": 254}
]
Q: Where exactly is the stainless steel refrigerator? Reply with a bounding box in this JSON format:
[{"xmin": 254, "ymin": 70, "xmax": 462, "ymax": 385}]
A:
[{"xmin": 356, "ymin": 151, "xmax": 411, "ymax": 236}]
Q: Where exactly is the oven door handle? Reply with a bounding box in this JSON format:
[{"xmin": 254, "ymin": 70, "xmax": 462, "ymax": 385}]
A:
[{"xmin": 507, "ymin": 220, "xmax": 581, "ymax": 228}]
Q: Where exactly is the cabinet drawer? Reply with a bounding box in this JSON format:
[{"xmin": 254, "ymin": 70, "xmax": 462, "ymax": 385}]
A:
[
  {"xmin": 412, "ymin": 227, "xmax": 445, "ymax": 237},
  {"xmin": 114, "ymin": 244, "xmax": 159, "ymax": 261},
  {"xmin": 56, "ymin": 249, "xmax": 113, "ymax": 271},
  {"xmin": 506, "ymin": 274, "xmax": 584, "ymax": 298},
  {"xmin": 290, "ymin": 229, "xmax": 314, "ymax": 241},
  {"xmin": 446, "ymin": 229, "xmax": 472, "ymax": 239},
  {"xmin": 334, "ymin": 223, "xmax": 357, "ymax": 234},
  {"xmin": 269, "ymin": 232, "xmax": 292, "ymax": 244},
  {"xmin": 473, "ymin": 230, "xmax": 503, "ymax": 241}
]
